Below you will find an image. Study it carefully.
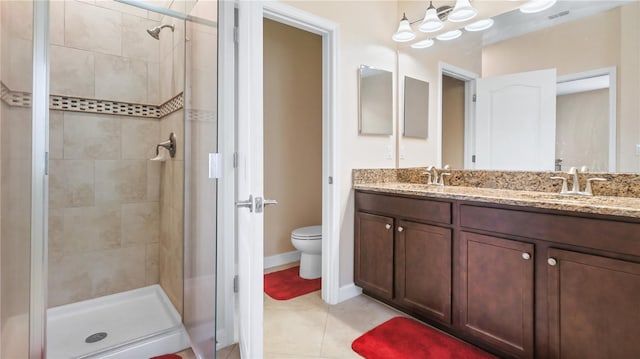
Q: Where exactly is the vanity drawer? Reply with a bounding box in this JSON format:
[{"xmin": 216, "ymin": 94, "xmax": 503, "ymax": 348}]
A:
[
  {"xmin": 460, "ymin": 204, "xmax": 640, "ymax": 257},
  {"xmin": 356, "ymin": 191, "xmax": 452, "ymax": 225}
]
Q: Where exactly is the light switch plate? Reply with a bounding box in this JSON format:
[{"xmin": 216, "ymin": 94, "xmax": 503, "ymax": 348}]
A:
[{"xmin": 636, "ymin": 144, "xmax": 640, "ymax": 156}]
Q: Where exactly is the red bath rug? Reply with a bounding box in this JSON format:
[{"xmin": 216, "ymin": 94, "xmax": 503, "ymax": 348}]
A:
[
  {"xmin": 352, "ymin": 317, "xmax": 498, "ymax": 359},
  {"xmin": 150, "ymin": 355, "xmax": 181, "ymax": 359},
  {"xmin": 264, "ymin": 266, "xmax": 321, "ymax": 300}
]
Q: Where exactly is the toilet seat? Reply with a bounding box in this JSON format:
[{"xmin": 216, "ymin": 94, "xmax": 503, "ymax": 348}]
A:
[{"xmin": 291, "ymin": 225, "xmax": 322, "ymax": 240}]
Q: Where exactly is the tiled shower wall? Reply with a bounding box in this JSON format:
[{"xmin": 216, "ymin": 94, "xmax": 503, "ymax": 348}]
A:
[{"xmin": 40, "ymin": 0, "xmax": 182, "ymax": 307}]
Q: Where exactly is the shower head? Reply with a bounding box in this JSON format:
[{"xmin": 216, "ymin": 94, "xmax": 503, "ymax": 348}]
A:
[{"xmin": 146, "ymin": 24, "xmax": 175, "ymax": 40}]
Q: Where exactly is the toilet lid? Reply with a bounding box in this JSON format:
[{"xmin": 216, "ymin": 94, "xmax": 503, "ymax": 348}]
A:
[{"xmin": 292, "ymin": 225, "xmax": 322, "ymax": 239}]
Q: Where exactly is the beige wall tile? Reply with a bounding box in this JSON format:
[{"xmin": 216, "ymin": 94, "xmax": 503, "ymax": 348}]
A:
[
  {"xmin": 63, "ymin": 112, "xmax": 120, "ymax": 160},
  {"xmin": 4, "ymin": 37, "xmax": 33, "ymax": 92},
  {"xmin": 65, "ymin": 1, "xmax": 122, "ymax": 56},
  {"xmin": 122, "ymin": 14, "xmax": 160, "ymax": 63},
  {"xmin": 50, "ymin": 45, "xmax": 95, "ymax": 98},
  {"xmin": 95, "ymin": 0, "xmax": 148, "ymax": 19},
  {"xmin": 63, "ymin": 205, "xmax": 121, "ymax": 254},
  {"xmin": 49, "ymin": 111, "xmax": 64, "ymax": 160},
  {"xmin": 63, "ymin": 160, "xmax": 95, "ymax": 208},
  {"xmin": 95, "ymin": 160, "xmax": 147, "ymax": 203},
  {"xmin": 148, "ymin": 62, "xmax": 160, "ymax": 104},
  {"xmin": 122, "ymin": 202, "xmax": 159, "ymax": 246},
  {"xmin": 49, "ymin": 1, "xmax": 65, "ymax": 46},
  {"xmin": 159, "ymin": 55, "xmax": 173, "ymax": 102},
  {"xmin": 3, "ymin": 1, "xmax": 32, "ymax": 41},
  {"xmin": 3, "ymin": 107, "xmax": 31, "ymax": 160},
  {"xmin": 48, "ymin": 160, "xmax": 64, "ymax": 209},
  {"xmin": 146, "ymin": 243, "xmax": 159, "ymax": 285},
  {"xmin": 48, "ymin": 245, "xmax": 146, "ymax": 307},
  {"xmin": 95, "ymin": 54, "xmax": 148, "ymax": 103},
  {"xmin": 48, "ymin": 211, "xmax": 64, "ymax": 257},
  {"xmin": 147, "ymin": 161, "xmax": 161, "ymax": 201},
  {"xmin": 173, "ymin": 42, "xmax": 185, "ymax": 98},
  {"xmin": 121, "ymin": 118, "xmax": 160, "ymax": 159}
]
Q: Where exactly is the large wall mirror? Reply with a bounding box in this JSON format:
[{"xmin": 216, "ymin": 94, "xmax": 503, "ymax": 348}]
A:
[
  {"xmin": 359, "ymin": 65, "xmax": 393, "ymax": 135},
  {"xmin": 398, "ymin": 0, "xmax": 639, "ymax": 173},
  {"xmin": 404, "ymin": 76, "xmax": 429, "ymax": 139}
]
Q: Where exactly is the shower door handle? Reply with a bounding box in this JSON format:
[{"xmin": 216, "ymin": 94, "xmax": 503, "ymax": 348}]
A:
[
  {"xmin": 235, "ymin": 195, "xmax": 254, "ymax": 212},
  {"xmin": 255, "ymin": 197, "xmax": 278, "ymax": 213}
]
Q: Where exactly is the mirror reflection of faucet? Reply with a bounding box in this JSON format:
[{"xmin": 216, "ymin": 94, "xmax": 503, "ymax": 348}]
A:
[
  {"xmin": 423, "ymin": 165, "xmax": 451, "ymax": 186},
  {"xmin": 551, "ymin": 166, "xmax": 607, "ymax": 196}
]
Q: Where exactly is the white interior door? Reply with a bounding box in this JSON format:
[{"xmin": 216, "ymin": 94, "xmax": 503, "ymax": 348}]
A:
[
  {"xmin": 236, "ymin": 1, "xmax": 264, "ymax": 358},
  {"xmin": 475, "ymin": 69, "xmax": 557, "ymax": 170}
]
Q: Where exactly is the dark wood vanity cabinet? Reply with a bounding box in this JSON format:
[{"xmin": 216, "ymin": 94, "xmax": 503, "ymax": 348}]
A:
[
  {"xmin": 355, "ymin": 189, "xmax": 640, "ymax": 359},
  {"xmin": 459, "ymin": 232, "xmax": 534, "ymax": 358},
  {"xmin": 547, "ymin": 248, "xmax": 640, "ymax": 359},
  {"xmin": 354, "ymin": 192, "xmax": 453, "ymax": 325},
  {"xmin": 354, "ymin": 212, "xmax": 394, "ymax": 300},
  {"xmin": 395, "ymin": 220, "xmax": 452, "ymax": 325}
]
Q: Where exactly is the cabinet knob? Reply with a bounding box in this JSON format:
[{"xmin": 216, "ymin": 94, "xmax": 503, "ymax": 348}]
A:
[
  {"xmin": 548, "ymin": 258, "xmax": 558, "ymax": 266},
  {"xmin": 385, "ymin": 223, "xmax": 391, "ymax": 230},
  {"xmin": 522, "ymin": 252, "xmax": 531, "ymax": 260},
  {"xmin": 397, "ymin": 226, "xmax": 404, "ymax": 232}
]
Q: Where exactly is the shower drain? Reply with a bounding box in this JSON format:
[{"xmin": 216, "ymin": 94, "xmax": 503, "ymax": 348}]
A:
[{"xmin": 85, "ymin": 332, "xmax": 108, "ymax": 344}]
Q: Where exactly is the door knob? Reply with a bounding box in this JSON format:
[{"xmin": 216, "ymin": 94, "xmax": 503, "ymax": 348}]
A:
[
  {"xmin": 522, "ymin": 252, "xmax": 531, "ymax": 260},
  {"xmin": 385, "ymin": 224, "xmax": 392, "ymax": 230},
  {"xmin": 235, "ymin": 195, "xmax": 254, "ymax": 212},
  {"xmin": 397, "ymin": 226, "xmax": 404, "ymax": 232},
  {"xmin": 548, "ymin": 258, "xmax": 557, "ymax": 266}
]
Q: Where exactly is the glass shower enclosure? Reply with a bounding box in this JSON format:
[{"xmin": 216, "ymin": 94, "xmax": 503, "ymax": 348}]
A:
[{"xmin": 0, "ymin": 0, "xmax": 219, "ymax": 357}]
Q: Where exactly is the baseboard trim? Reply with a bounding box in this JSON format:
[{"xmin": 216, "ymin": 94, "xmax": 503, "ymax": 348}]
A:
[
  {"xmin": 264, "ymin": 250, "xmax": 301, "ymax": 269},
  {"xmin": 337, "ymin": 283, "xmax": 362, "ymax": 303}
]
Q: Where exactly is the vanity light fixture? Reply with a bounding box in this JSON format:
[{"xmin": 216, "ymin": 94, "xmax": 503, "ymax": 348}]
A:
[
  {"xmin": 448, "ymin": 0, "xmax": 478, "ymax": 22},
  {"xmin": 419, "ymin": 1, "xmax": 444, "ymax": 33},
  {"xmin": 392, "ymin": 13, "xmax": 416, "ymax": 42},
  {"xmin": 411, "ymin": 38, "xmax": 435, "ymax": 49},
  {"xmin": 520, "ymin": 0, "xmax": 557, "ymax": 14},
  {"xmin": 436, "ymin": 29, "xmax": 462, "ymax": 41},
  {"xmin": 464, "ymin": 18, "xmax": 494, "ymax": 32}
]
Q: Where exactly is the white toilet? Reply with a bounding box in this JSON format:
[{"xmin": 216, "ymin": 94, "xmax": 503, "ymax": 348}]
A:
[{"xmin": 291, "ymin": 225, "xmax": 322, "ymax": 279}]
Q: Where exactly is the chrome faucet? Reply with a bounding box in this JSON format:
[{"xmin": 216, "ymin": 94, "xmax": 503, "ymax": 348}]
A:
[
  {"xmin": 424, "ymin": 165, "xmax": 451, "ymax": 186},
  {"xmin": 551, "ymin": 166, "xmax": 607, "ymax": 196}
]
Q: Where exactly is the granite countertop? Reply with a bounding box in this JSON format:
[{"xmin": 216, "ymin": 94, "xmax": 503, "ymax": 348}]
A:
[{"xmin": 354, "ymin": 182, "xmax": 640, "ymax": 219}]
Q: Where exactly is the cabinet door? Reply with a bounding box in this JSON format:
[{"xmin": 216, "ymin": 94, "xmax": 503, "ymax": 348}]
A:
[
  {"xmin": 396, "ymin": 220, "xmax": 452, "ymax": 325},
  {"xmin": 547, "ymin": 248, "xmax": 640, "ymax": 359},
  {"xmin": 355, "ymin": 212, "xmax": 394, "ymax": 300},
  {"xmin": 460, "ymin": 232, "xmax": 534, "ymax": 358}
]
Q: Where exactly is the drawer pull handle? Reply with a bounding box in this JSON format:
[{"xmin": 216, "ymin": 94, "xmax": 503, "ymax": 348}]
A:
[
  {"xmin": 397, "ymin": 226, "xmax": 404, "ymax": 232},
  {"xmin": 548, "ymin": 258, "xmax": 558, "ymax": 266},
  {"xmin": 385, "ymin": 224, "xmax": 391, "ymax": 230},
  {"xmin": 522, "ymin": 252, "xmax": 531, "ymax": 260}
]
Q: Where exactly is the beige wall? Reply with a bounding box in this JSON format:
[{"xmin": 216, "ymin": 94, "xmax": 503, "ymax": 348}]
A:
[
  {"xmin": 482, "ymin": 3, "xmax": 640, "ymax": 172},
  {"xmin": 556, "ymin": 89, "xmax": 609, "ymax": 172},
  {"xmin": 282, "ymin": 1, "xmax": 398, "ymax": 286},
  {"xmin": 263, "ymin": 19, "xmax": 322, "ymax": 258},
  {"xmin": 1, "ymin": 1, "xmax": 30, "ymax": 357},
  {"xmin": 442, "ymin": 75, "xmax": 465, "ymax": 169}
]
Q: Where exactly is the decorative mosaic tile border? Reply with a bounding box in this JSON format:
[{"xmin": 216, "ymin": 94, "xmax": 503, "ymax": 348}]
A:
[{"xmin": 1, "ymin": 82, "xmax": 183, "ymax": 120}]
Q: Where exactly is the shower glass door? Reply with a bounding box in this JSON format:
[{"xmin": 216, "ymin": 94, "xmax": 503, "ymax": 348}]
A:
[{"xmin": 183, "ymin": 2, "xmax": 219, "ymax": 357}]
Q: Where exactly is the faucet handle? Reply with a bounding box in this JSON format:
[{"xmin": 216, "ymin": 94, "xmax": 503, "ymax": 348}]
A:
[
  {"xmin": 422, "ymin": 172, "xmax": 433, "ymax": 185},
  {"xmin": 550, "ymin": 176, "xmax": 569, "ymax": 194},
  {"xmin": 439, "ymin": 173, "xmax": 451, "ymax": 186},
  {"xmin": 584, "ymin": 177, "xmax": 608, "ymax": 196}
]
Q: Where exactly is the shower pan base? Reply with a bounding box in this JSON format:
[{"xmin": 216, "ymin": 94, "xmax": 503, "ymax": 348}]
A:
[{"xmin": 47, "ymin": 285, "xmax": 190, "ymax": 359}]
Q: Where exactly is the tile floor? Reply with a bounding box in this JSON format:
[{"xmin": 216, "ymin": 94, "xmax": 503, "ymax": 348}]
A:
[{"xmin": 181, "ymin": 264, "xmax": 405, "ymax": 359}]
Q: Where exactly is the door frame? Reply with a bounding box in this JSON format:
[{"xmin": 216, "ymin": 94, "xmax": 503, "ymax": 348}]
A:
[
  {"xmin": 262, "ymin": 0, "xmax": 340, "ymax": 307},
  {"xmin": 438, "ymin": 62, "xmax": 479, "ymax": 169},
  {"xmin": 557, "ymin": 67, "xmax": 617, "ymax": 172}
]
